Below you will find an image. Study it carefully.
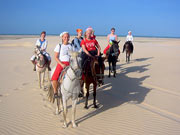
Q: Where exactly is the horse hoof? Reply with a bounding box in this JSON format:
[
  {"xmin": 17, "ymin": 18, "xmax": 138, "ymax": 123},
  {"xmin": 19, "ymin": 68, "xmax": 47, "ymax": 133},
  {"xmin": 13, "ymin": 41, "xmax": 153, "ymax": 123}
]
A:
[
  {"xmin": 84, "ymin": 106, "xmax": 88, "ymax": 109},
  {"xmin": 55, "ymin": 109, "xmax": 60, "ymax": 115},
  {"xmin": 93, "ymin": 105, "xmax": 98, "ymax": 108},
  {"xmin": 72, "ymin": 123, "xmax": 77, "ymax": 128},
  {"xmin": 62, "ymin": 123, "xmax": 67, "ymax": 128},
  {"xmin": 108, "ymin": 75, "xmax": 110, "ymax": 78}
]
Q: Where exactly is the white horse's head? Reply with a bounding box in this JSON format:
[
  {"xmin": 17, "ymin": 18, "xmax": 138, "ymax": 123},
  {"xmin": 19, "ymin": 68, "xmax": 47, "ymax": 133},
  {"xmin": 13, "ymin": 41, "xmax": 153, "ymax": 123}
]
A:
[{"xmin": 69, "ymin": 50, "xmax": 82, "ymax": 78}]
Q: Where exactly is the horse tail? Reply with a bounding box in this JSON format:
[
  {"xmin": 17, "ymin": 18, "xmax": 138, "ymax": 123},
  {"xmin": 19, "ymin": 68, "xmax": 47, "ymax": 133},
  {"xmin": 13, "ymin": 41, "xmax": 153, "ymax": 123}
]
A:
[{"xmin": 47, "ymin": 81, "xmax": 55, "ymax": 103}]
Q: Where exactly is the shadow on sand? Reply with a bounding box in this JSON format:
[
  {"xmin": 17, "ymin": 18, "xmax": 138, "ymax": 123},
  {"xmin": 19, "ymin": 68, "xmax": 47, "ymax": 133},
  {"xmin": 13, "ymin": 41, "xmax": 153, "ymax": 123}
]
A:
[{"xmin": 76, "ymin": 57, "xmax": 153, "ymax": 125}]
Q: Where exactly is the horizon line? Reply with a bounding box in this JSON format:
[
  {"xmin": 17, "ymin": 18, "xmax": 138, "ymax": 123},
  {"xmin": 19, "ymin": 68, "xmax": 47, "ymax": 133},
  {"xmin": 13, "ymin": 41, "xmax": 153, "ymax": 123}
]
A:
[{"xmin": 0, "ymin": 34, "xmax": 180, "ymax": 39}]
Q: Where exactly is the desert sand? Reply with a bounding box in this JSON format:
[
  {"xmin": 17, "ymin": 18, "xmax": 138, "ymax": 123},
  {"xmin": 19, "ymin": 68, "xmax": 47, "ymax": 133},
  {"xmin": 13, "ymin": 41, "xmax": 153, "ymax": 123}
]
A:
[{"xmin": 0, "ymin": 35, "xmax": 180, "ymax": 135}]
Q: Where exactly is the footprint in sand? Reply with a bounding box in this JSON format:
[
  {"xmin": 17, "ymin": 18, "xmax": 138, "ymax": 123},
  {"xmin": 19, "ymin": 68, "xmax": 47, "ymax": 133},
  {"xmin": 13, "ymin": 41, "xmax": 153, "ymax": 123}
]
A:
[
  {"xmin": 14, "ymin": 88, "xmax": 19, "ymax": 91},
  {"xmin": 4, "ymin": 93, "xmax": 9, "ymax": 97},
  {"xmin": 22, "ymin": 82, "xmax": 29, "ymax": 86},
  {"xmin": 0, "ymin": 94, "xmax": 3, "ymax": 97}
]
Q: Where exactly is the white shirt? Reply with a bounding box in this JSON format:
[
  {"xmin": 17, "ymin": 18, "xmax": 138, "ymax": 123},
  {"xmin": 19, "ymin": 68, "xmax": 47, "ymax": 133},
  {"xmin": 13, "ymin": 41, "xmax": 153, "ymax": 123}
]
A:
[
  {"xmin": 126, "ymin": 35, "xmax": 133, "ymax": 42},
  {"xmin": 35, "ymin": 39, "xmax": 48, "ymax": 51},
  {"xmin": 54, "ymin": 44, "xmax": 73, "ymax": 62}
]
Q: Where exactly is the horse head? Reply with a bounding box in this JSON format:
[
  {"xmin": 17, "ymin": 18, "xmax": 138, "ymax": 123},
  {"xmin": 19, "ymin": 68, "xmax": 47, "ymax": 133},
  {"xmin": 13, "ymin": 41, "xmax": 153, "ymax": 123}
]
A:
[
  {"xmin": 110, "ymin": 40, "xmax": 120, "ymax": 57},
  {"xmin": 34, "ymin": 46, "xmax": 44, "ymax": 63},
  {"xmin": 123, "ymin": 41, "xmax": 133, "ymax": 53},
  {"xmin": 91, "ymin": 54, "xmax": 105, "ymax": 86},
  {"xmin": 69, "ymin": 51, "xmax": 82, "ymax": 79}
]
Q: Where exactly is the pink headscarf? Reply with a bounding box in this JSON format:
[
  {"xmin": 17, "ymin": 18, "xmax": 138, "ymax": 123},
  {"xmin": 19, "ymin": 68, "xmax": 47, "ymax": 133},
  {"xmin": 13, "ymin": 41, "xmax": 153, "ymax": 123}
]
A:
[{"xmin": 86, "ymin": 27, "xmax": 93, "ymax": 32}]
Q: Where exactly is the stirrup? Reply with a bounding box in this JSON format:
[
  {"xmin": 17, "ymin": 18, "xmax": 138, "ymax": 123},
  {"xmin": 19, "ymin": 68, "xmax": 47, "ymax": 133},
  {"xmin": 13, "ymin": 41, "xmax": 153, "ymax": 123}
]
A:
[{"xmin": 54, "ymin": 93, "xmax": 58, "ymax": 98}]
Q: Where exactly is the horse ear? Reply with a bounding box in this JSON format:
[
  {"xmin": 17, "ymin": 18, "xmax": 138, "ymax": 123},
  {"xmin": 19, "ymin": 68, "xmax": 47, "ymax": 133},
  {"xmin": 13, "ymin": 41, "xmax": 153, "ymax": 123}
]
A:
[
  {"xmin": 118, "ymin": 40, "xmax": 121, "ymax": 44},
  {"xmin": 111, "ymin": 40, "xmax": 116, "ymax": 44}
]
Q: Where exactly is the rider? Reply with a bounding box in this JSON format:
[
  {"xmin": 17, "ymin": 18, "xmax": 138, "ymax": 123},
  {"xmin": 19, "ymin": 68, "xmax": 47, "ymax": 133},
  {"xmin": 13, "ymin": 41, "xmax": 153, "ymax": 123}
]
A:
[
  {"xmin": 103, "ymin": 28, "xmax": 119, "ymax": 58},
  {"xmin": 126, "ymin": 31, "xmax": 133, "ymax": 42},
  {"xmin": 51, "ymin": 32, "xmax": 73, "ymax": 98},
  {"xmin": 30, "ymin": 31, "xmax": 51, "ymax": 71},
  {"xmin": 123, "ymin": 31, "xmax": 134, "ymax": 53},
  {"xmin": 81, "ymin": 27, "xmax": 101, "ymax": 73},
  {"xmin": 72, "ymin": 29, "xmax": 83, "ymax": 52}
]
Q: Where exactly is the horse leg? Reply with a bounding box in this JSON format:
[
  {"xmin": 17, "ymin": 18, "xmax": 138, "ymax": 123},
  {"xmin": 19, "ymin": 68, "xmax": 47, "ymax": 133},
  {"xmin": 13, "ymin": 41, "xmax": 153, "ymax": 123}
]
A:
[
  {"xmin": 37, "ymin": 72, "xmax": 41, "ymax": 89},
  {"xmin": 55, "ymin": 97, "xmax": 60, "ymax": 115},
  {"xmin": 62, "ymin": 97, "xmax": 68, "ymax": 128},
  {"xmin": 126, "ymin": 52, "xmax": 127, "ymax": 62},
  {"xmin": 47, "ymin": 70, "xmax": 50, "ymax": 83},
  {"xmin": 42, "ymin": 71, "xmax": 45, "ymax": 89},
  {"xmin": 108, "ymin": 62, "xmax": 111, "ymax": 78},
  {"xmin": 84, "ymin": 84, "xmax": 89, "ymax": 109},
  {"xmin": 93, "ymin": 83, "xmax": 98, "ymax": 108},
  {"xmin": 113, "ymin": 61, "xmax": 116, "ymax": 77},
  {"xmin": 71, "ymin": 99, "xmax": 77, "ymax": 128},
  {"xmin": 128, "ymin": 53, "xmax": 130, "ymax": 62}
]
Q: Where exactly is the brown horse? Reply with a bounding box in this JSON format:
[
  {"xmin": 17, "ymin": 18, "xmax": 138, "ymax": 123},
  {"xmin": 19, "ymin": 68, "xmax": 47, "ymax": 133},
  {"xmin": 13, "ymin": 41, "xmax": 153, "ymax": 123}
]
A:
[
  {"xmin": 83, "ymin": 55, "xmax": 105, "ymax": 109},
  {"xmin": 123, "ymin": 41, "xmax": 134, "ymax": 62}
]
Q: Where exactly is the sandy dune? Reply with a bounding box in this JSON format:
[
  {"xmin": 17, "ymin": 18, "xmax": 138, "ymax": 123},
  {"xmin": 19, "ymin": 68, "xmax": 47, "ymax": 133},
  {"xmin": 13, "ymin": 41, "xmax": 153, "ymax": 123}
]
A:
[{"xmin": 0, "ymin": 35, "xmax": 180, "ymax": 135}]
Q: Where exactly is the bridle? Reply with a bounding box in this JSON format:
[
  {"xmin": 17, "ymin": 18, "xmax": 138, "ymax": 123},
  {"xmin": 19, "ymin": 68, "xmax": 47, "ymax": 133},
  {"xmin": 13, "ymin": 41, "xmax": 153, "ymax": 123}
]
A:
[
  {"xmin": 35, "ymin": 47, "xmax": 47, "ymax": 68},
  {"xmin": 92, "ymin": 58, "xmax": 104, "ymax": 84},
  {"xmin": 61, "ymin": 55, "xmax": 82, "ymax": 94}
]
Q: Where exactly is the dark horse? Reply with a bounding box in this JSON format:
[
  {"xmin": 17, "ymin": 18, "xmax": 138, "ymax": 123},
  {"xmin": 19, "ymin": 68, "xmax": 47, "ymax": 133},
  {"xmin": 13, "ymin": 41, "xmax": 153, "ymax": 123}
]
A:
[
  {"xmin": 106, "ymin": 40, "xmax": 120, "ymax": 78},
  {"xmin": 123, "ymin": 41, "xmax": 134, "ymax": 62},
  {"xmin": 83, "ymin": 55, "xmax": 105, "ymax": 109}
]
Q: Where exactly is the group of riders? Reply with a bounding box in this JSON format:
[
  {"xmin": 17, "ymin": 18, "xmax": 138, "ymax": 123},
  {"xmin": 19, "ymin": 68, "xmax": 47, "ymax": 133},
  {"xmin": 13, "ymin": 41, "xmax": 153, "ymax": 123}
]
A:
[{"xmin": 30, "ymin": 27, "xmax": 134, "ymax": 98}]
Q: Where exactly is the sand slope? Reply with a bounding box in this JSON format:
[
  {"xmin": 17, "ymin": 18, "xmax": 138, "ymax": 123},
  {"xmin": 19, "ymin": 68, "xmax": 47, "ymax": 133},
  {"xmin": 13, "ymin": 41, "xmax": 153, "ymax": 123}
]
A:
[{"xmin": 0, "ymin": 36, "xmax": 180, "ymax": 135}]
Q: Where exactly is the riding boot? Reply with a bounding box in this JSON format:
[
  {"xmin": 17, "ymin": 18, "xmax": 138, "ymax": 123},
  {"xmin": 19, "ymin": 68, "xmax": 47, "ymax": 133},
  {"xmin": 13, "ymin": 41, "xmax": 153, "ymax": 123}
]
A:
[
  {"xmin": 48, "ymin": 61, "xmax": 51, "ymax": 71},
  {"xmin": 33, "ymin": 64, "xmax": 36, "ymax": 71}
]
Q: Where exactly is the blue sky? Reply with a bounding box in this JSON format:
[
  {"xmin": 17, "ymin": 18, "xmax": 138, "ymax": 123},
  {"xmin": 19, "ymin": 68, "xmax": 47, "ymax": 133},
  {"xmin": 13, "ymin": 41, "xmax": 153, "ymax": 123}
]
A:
[{"xmin": 0, "ymin": 0, "xmax": 180, "ymax": 37}]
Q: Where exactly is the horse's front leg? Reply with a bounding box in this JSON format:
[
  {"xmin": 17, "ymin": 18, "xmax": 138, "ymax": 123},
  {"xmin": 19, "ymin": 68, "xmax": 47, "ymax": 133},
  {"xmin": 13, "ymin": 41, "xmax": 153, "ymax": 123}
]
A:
[
  {"xmin": 126, "ymin": 52, "xmax": 128, "ymax": 62},
  {"xmin": 42, "ymin": 71, "xmax": 45, "ymax": 89},
  {"xmin": 112, "ymin": 61, "xmax": 116, "ymax": 78},
  {"xmin": 47, "ymin": 70, "xmax": 50, "ymax": 83},
  {"xmin": 84, "ymin": 84, "xmax": 89, "ymax": 109},
  {"xmin": 37, "ymin": 72, "xmax": 41, "ymax": 89},
  {"xmin": 72, "ymin": 98, "xmax": 78, "ymax": 128},
  {"xmin": 108, "ymin": 62, "xmax": 111, "ymax": 78},
  {"xmin": 128, "ymin": 53, "xmax": 130, "ymax": 62},
  {"xmin": 93, "ymin": 83, "xmax": 98, "ymax": 108},
  {"xmin": 62, "ymin": 97, "xmax": 68, "ymax": 128}
]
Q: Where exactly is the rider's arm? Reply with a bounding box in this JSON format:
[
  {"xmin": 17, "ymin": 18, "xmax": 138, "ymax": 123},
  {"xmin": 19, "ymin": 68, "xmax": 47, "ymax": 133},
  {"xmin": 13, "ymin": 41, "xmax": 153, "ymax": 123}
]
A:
[
  {"xmin": 96, "ymin": 44, "xmax": 101, "ymax": 56},
  {"xmin": 82, "ymin": 45, "xmax": 93, "ymax": 57},
  {"xmin": 115, "ymin": 35, "xmax": 118, "ymax": 41},
  {"xmin": 95, "ymin": 40, "xmax": 101, "ymax": 56},
  {"xmin": 131, "ymin": 36, "xmax": 133, "ymax": 41},
  {"xmin": 54, "ymin": 52, "xmax": 66, "ymax": 68}
]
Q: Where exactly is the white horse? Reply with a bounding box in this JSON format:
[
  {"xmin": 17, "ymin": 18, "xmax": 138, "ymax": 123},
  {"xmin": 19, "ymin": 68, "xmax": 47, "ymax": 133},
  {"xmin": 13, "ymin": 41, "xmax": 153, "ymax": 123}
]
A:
[
  {"xmin": 47, "ymin": 51, "xmax": 82, "ymax": 128},
  {"xmin": 35, "ymin": 46, "xmax": 50, "ymax": 89}
]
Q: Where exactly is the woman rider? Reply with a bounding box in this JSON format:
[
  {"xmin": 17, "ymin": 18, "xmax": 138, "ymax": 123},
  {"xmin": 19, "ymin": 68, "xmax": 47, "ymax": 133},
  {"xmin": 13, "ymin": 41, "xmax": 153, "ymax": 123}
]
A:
[
  {"xmin": 72, "ymin": 29, "xmax": 83, "ymax": 52},
  {"xmin": 81, "ymin": 27, "xmax": 101, "ymax": 72},
  {"xmin": 103, "ymin": 27, "xmax": 118, "ymax": 56},
  {"xmin": 30, "ymin": 31, "xmax": 51, "ymax": 71},
  {"xmin": 51, "ymin": 32, "xmax": 73, "ymax": 98}
]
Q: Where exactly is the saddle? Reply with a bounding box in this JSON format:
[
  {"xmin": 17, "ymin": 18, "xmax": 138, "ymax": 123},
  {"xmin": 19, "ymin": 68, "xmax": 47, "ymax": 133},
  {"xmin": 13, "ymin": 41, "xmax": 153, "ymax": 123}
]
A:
[{"xmin": 58, "ymin": 66, "xmax": 69, "ymax": 84}]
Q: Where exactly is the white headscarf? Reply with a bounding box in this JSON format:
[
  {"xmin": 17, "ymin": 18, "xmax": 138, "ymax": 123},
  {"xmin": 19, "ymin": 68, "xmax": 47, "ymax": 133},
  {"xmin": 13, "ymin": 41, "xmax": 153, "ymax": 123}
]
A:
[{"xmin": 60, "ymin": 31, "xmax": 69, "ymax": 37}]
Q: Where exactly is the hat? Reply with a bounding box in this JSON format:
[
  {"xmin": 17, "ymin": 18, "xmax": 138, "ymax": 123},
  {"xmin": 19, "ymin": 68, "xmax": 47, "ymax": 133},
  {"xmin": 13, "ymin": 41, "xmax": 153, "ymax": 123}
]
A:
[
  {"xmin": 86, "ymin": 27, "xmax": 93, "ymax": 32},
  {"xmin": 76, "ymin": 29, "xmax": 83, "ymax": 33},
  {"xmin": 60, "ymin": 31, "xmax": 69, "ymax": 37}
]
